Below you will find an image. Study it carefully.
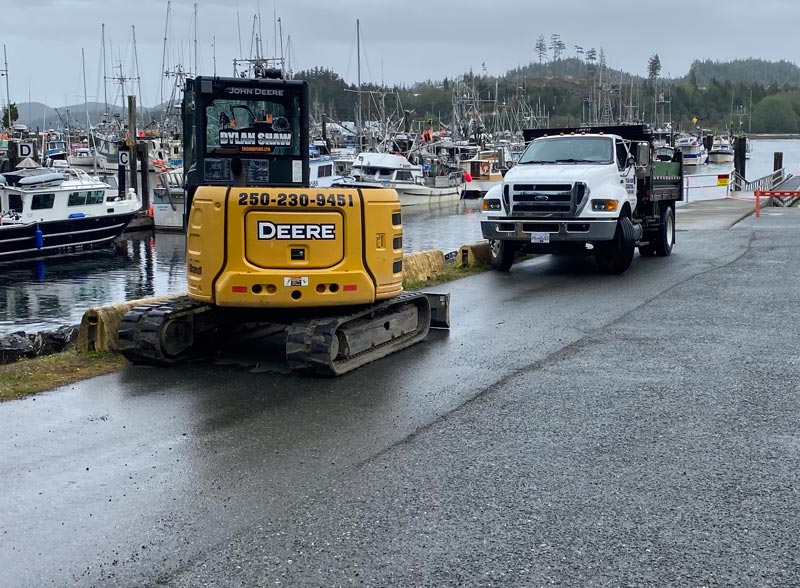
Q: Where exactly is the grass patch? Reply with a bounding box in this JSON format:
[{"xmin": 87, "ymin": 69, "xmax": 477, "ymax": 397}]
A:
[
  {"xmin": 0, "ymin": 349, "xmax": 126, "ymax": 401},
  {"xmin": 403, "ymin": 261, "xmax": 491, "ymax": 291}
]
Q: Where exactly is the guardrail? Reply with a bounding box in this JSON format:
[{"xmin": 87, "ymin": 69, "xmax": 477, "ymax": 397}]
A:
[
  {"xmin": 683, "ymin": 172, "xmax": 734, "ymax": 201},
  {"xmin": 731, "ymin": 169, "xmax": 785, "ymax": 192}
]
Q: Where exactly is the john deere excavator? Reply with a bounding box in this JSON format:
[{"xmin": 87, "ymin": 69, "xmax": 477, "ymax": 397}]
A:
[{"xmin": 118, "ymin": 73, "xmax": 449, "ymax": 375}]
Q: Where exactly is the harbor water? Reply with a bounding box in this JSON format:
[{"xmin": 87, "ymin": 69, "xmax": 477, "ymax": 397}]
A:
[{"xmin": 1, "ymin": 138, "xmax": 798, "ymax": 336}]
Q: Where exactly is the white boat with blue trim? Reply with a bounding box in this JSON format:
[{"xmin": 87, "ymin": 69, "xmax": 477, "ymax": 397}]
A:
[{"xmin": 0, "ymin": 166, "xmax": 140, "ymax": 262}]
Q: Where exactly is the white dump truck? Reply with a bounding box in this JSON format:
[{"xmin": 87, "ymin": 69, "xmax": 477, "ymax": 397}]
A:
[{"xmin": 481, "ymin": 124, "xmax": 683, "ymax": 274}]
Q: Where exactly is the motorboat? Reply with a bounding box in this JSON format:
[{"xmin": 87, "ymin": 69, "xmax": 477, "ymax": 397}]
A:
[
  {"xmin": 673, "ymin": 134, "xmax": 708, "ymax": 166},
  {"xmin": 68, "ymin": 147, "xmax": 109, "ymax": 169},
  {"xmin": 0, "ymin": 166, "xmax": 140, "ymax": 261},
  {"xmin": 708, "ymin": 135, "xmax": 735, "ymax": 164},
  {"xmin": 655, "ymin": 145, "xmax": 676, "ymax": 162}
]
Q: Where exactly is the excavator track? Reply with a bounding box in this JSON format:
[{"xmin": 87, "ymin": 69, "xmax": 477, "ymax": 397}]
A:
[
  {"xmin": 285, "ymin": 292, "xmax": 434, "ymax": 376},
  {"xmin": 118, "ymin": 295, "xmax": 218, "ymax": 365}
]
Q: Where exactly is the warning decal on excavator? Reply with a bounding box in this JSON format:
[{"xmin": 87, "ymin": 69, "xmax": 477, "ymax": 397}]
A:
[{"xmin": 284, "ymin": 277, "xmax": 309, "ymax": 287}]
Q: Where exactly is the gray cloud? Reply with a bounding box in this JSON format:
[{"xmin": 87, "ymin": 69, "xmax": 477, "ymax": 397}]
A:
[{"xmin": 1, "ymin": 0, "xmax": 797, "ymax": 108}]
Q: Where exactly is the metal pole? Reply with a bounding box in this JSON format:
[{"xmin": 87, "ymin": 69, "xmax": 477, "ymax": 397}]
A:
[
  {"xmin": 3, "ymin": 45, "xmax": 11, "ymax": 128},
  {"xmin": 127, "ymin": 95, "xmax": 138, "ymax": 197},
  {"xmin": 356, "ymin": 19, "xmax": 362, "ymax": 150}
]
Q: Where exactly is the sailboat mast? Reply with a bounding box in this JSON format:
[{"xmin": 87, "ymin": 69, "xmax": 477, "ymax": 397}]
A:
[
  {"xmin": 2, "ymin": 45, "xmax": 10, "ymax": 128},
  {"xmin": 101, "ymin": 24, "xmax": 108, "ymax": 116},
  {"xmin": 160, "ymin": 0, "xmax": 170, "ymax": 107},
  {"xmin": 132, "ymin": 25, "xmax": 147, "ymax": 126},
  {"xmin": 357, "ymin": 19, "xmax": 362, "ymax": 150},
  {"xmin": 193, "ymin": 3, "xmax": 198, "ymax": 75},
  {"xmin": 81, "ymin": 48, "xmax": 97, "ymax": 176}
]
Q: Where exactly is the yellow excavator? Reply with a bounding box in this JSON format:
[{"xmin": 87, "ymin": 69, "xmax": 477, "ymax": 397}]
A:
[{"xmin": 118, "ymin": 73, "xmax": 449, "ymax": 375}]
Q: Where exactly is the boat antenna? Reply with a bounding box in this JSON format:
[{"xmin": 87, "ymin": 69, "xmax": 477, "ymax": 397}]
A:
[
  {"xmin": 237, "ymin": 9, "xmax": 243, "ymax": 57},
  {"xmin": 212, "ymin": 36, "xmax": 217, "ymax": 77}
]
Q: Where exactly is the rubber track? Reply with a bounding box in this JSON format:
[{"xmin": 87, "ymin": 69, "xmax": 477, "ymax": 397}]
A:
[
  {"xmin": 284, "ymin": 292, "xmax": 432, "ymax": 376},
  {"xmin": 118, "ymin": 295, "xmax": 207, "ymax": 365}
]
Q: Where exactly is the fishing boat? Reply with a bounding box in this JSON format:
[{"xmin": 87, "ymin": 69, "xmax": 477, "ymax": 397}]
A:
[
  {"xmin": 152, "ymin": 167, "xmax": 185, "ymax": 231},
  {"xmin": 459, "ymin": 148, "xmax": 508, "ymax": 198},
  {"xmin": 350, "ymin": 152, "xmax": 461, "ymax": 206},
  {"xmin": 708, "ymin": 135, "xmax": 735, "ymax": 164},
  {"xmin": 0, "ymin": 166, "xmax": 140, "ymax": 261}
]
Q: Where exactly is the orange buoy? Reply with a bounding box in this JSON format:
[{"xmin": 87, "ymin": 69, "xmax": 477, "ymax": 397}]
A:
[
  {"xmin": 148, "ymin": 204, "xmax": 154, "ymax": 218},
  {"xmin": 464, "ymin": 172, "xmax": 472, "ymax": 183}
]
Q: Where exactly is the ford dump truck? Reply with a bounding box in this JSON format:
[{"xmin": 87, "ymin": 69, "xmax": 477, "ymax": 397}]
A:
[{"xmin": 481, "ymin": 124, "xmax": 683, "ymax": 273}]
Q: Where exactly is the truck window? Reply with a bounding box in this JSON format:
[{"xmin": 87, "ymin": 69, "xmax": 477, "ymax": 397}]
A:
[
  {"xmin": 518, "ymin": 137, "xmax": 613, "ymax": 164},
  {"xmin": 615, "ymin": 140, "xmax": 629, "ymax": 171}
]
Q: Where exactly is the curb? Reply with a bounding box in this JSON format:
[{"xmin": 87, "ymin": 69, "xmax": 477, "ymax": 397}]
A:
[{"xmin": 77, "ymin": 294, "xmax": 184, "ymax": 353}]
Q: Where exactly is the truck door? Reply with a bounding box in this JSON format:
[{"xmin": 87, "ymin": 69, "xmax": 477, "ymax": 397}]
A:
[{"xmin": 616, "ymin": 139, "xmax": 636, "ymax": 210}]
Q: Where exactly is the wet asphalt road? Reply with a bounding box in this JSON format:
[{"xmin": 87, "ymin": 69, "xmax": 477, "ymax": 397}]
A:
[{"xmin": 2, "ymin": 209, "xmax": 800, "ymax": 587}]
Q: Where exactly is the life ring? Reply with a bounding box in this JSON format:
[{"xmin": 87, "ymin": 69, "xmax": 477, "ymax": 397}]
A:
[{"xmin": 480, "ymin": 162, "xmax": 490, "ymax": 174}]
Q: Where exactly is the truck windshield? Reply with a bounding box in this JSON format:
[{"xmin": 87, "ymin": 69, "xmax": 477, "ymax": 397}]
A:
[{"xmin": 518, "ymin": 137, "xmax": 613, "ymax": 164}]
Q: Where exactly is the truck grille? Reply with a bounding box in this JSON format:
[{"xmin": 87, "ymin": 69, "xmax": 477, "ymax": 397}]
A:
[{"xmin": 509, "ymin": 182, "xmax": 586, "ymax": 217}]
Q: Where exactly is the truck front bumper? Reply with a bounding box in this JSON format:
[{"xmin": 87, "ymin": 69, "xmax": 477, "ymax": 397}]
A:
[{"xmin": 481, "ymin": 218, "xmax": 618, "ymax": 242}]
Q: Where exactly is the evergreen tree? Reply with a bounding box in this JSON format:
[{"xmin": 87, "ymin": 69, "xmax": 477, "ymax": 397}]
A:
[
  {"xmin": 2, "ymin": 102, "xmax": 17, "ymax": 127},
  {"xmin": 535, "ymin": 35, "xmax": 548, "ymax": 65}
]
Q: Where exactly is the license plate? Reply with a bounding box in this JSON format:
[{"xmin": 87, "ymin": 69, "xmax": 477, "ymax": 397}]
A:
[{"xmin": 530, "ymin": 232, "xmax": 550, "ymax": 244}]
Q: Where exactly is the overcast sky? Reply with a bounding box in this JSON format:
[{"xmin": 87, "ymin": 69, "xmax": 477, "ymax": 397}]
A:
[{"xmin": 1, "ymin": 0, "xmax": 796, "ymax": 109}]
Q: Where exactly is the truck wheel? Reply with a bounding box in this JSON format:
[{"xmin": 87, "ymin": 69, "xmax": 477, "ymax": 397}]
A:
[
  {"xmin": 596, "ymin": 217, "xmax": 635, "ymax": 274},
  {"xmin": 489, "ymin": 240, "xmax": 518, "ymax": 271},
  {"xmin": 654, "ymin": 205, "xmax": 675, "ymax": 257},
  {"xmin": 638, "ymin": 243, "xmax": 657, "ymax": 257}
]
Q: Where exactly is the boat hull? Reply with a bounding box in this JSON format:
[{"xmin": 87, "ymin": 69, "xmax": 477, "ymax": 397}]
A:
[
  {"xmin": 394, "ymin": 185, "xmax": 462, "ymax": 207},
  {"xmin": 708, "ymin": 152, "xmax": 734, "ymax": 164},
  {"xmin": 0, "ymin": 213, "xmax": 136, "ymax": 262},
  {"xmin": 461, "ymin": 179, "xmax": 501, "ymax": 199}
]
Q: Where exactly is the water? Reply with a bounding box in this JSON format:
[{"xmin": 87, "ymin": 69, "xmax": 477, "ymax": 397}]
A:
[
  {"xmin": 1, "ymin": 139, "xmax": 795, "ymax": 335},
  {"xmin": 683, "ymin": 138, "xmax": 800, "ymax": 201}
]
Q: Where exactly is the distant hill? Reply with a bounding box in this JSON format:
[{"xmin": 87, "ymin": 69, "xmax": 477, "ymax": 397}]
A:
[
  {"xmin": 13, "ymin": 101, "xmax": 163, "ymax": 132},
  {"xmin": 689, "ymin": 58, "xmax": 800, "ymax": 86}
]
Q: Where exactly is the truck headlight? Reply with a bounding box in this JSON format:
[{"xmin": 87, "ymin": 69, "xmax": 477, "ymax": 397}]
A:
[
  {"xmin": 482, "ymin": 199, "xmax": 502, "ymax": 211},
  {"xmin": 591, "ymin": 200, "xmax": 618, "ymax": 212}
]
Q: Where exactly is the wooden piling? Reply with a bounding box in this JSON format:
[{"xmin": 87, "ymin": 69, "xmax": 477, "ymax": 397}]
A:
[{"xmin": 733, "ymin": 136, "xmax": 747, "ymax": 186}]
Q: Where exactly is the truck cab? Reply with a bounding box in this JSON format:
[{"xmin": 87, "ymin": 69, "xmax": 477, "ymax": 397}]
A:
[{"xmin": 481, "ymin": 125, "xmax": 683, "ymax": 274}]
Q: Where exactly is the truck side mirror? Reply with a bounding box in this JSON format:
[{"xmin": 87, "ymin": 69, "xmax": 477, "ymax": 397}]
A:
[{"xmin": 500, "ymin": 167, "xmax": 509, "ymax": 177}]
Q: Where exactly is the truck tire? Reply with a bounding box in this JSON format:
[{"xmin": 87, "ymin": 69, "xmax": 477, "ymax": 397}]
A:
[
  {"xmin": 654, "ymin": 205, "xmax": 675, "ymax": 257},
  {"xmin": 489, "ymin": 239, "xmax": 519, "ymax": 271},
  {"xmin": 596, "ymin": 217, "xmax": 635, "ymax": 274},
  {"xmin": 638, "ymin": 242, "xmax": 657, "ymax": 257}
]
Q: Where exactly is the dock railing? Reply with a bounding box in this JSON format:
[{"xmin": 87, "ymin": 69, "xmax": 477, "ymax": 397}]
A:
[{"xmin": 731, "ymin": 169, "xmax": 786, "ymax": 193}]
